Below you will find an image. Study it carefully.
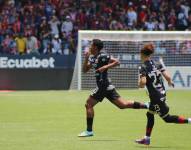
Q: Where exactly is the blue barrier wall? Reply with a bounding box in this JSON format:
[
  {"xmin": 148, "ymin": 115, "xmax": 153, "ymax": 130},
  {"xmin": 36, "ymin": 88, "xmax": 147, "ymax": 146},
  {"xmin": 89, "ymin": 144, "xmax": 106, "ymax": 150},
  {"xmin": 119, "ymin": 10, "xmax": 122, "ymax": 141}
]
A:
[{"xmin": 0, "ymin": 54, "xmax": 76, "ymax": 90}]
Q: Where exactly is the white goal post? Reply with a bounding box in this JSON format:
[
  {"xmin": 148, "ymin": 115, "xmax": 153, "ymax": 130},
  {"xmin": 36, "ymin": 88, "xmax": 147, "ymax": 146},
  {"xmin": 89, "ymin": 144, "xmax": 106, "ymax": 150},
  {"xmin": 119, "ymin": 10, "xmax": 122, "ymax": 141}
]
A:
[{"xmin": 70, "ymin": 31, "xmax": 191, "ymax": 90}]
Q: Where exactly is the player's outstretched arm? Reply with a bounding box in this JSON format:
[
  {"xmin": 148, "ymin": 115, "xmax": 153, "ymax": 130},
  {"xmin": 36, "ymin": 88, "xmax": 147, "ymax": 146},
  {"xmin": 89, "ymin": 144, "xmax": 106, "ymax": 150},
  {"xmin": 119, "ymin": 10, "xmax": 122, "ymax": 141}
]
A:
[
  {"xmin": 96, "ymin": 57, "xmax": 119, "ymax": 73},
  {"xmin": 162, "ymin": 71, "xmax": 174, "ymax": 87}
]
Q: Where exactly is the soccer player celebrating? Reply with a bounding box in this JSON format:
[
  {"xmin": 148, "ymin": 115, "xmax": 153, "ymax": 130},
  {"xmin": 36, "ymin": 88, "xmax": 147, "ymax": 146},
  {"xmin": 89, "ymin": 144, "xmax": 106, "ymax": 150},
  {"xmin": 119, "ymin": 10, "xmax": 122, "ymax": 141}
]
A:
[
  {"xmin": 135, "ymin": 43, "xmax": 191, "ymax": 145},
  {"xmin": 78, "ymin": 39, "xmax": 148, "ymax": 137}
]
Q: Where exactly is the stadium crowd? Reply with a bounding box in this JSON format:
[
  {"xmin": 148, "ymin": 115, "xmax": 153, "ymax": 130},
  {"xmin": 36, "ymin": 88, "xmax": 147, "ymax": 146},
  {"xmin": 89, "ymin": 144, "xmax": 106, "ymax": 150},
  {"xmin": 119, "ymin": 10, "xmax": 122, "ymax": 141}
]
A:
[{"xmin": 0, "ymin": 0, "xmax": 191, "ymax": 55}]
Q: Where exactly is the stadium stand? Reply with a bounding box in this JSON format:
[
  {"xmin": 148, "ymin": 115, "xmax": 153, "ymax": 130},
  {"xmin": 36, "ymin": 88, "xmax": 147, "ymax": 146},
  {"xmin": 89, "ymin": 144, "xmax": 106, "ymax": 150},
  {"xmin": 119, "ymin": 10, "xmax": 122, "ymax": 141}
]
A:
[{"xmin": 0, "ymin": 0, "xmax": 191, "ymax": 54}]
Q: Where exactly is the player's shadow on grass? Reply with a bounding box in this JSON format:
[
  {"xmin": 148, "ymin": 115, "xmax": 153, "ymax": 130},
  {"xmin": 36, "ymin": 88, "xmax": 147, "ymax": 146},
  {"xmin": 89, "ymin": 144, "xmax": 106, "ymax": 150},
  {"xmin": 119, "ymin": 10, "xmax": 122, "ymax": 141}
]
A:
[
  {"xmin": 136, "ymin": 145, "xmax": 186, "ymax": 149},
  {"xmin": 136, "ymin": 146, "xmax": 170, "ymax": 149},
  {"xmin": 80, "ymin": 139, "xmax": 123, "ymax": 142}
]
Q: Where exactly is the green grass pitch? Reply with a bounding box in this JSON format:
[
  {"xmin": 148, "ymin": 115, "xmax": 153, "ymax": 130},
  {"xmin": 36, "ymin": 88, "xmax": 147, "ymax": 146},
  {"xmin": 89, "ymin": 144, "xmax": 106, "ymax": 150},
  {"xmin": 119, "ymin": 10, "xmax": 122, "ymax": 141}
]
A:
[{"xmin": 0, "ymin": 90, "xmax": 190, "ymax": 150}]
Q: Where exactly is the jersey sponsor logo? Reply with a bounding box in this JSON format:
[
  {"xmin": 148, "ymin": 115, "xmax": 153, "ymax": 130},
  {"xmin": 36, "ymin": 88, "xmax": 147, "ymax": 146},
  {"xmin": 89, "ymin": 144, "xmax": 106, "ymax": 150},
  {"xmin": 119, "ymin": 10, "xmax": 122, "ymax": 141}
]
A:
[
  {"xmin": 0, "ymin": 57, "xmax": 55, "ymax": 68},
  {"xmin": 107, "ymin": 84, "xmax": 115, "ymax": 90}
]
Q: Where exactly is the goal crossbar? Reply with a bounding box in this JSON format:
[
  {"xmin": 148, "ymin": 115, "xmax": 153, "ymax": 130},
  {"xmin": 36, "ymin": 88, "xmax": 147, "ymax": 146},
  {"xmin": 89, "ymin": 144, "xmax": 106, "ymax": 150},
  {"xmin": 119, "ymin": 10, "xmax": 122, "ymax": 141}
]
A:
[{"xmin": 79, "ymin": 30, "xmax": 191, "ymax": 41}]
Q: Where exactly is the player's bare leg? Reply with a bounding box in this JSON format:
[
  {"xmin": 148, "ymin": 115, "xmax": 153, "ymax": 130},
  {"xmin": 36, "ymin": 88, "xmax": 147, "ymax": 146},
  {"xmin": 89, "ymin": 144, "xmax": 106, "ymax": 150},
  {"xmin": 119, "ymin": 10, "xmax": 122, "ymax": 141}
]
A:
[
  {"xmin": 111, "ymin": 97, "xmax": 148, "ymax": 109},
  {"xmin": 78, "ymin": 96, "xmax": 98, "ymax": 137}
]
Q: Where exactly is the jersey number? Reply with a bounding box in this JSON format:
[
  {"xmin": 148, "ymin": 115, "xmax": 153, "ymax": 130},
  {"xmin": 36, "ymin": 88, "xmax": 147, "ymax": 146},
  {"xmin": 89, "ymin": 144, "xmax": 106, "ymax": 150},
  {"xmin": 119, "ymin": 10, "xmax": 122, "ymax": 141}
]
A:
[
  {"xmin": 154, "ymin": 104, "xmax": 161, "ymax": 116},
  {"xmin": 149, "ymin": 71, "xmax": 161, "ymax": 88}
]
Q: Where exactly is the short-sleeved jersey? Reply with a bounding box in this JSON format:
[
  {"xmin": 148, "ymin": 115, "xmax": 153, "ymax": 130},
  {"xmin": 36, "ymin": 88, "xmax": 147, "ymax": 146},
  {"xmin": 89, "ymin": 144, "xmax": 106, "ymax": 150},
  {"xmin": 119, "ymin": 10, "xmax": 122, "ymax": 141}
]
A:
[
  {"xmin": 139, "ymin": 60, "xmax": 166, "ymax": 102},
  {"xmin": 88, "ymin": 52, "xmax": 110, "ymax": 87}
]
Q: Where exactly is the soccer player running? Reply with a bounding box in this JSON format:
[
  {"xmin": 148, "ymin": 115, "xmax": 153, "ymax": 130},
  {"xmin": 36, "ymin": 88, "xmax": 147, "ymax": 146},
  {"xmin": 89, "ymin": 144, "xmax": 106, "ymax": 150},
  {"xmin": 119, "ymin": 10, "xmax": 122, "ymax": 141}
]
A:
[
  {"xmin": 135, "ymin": 43, "xmax": 191, "ymax": 145},
  {"xmin": 78, "ymin": 39, "xmax": 148, "ymax": 137}
]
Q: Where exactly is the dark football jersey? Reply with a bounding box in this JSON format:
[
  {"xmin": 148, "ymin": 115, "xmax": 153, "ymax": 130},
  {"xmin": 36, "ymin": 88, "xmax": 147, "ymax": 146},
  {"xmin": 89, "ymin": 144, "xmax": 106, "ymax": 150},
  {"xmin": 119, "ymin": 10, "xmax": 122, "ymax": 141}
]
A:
[
  {"xmin": 139, "ymin": 60, "xmax": 166, "ymax": 101},
  {"xmin": 88, "ymin": 52, "xmax": 110, "ymax": 87}
]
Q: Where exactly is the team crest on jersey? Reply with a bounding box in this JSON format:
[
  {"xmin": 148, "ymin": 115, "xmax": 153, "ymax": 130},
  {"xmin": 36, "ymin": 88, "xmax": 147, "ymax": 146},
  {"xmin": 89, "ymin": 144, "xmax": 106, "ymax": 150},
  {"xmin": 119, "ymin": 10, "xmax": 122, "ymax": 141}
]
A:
[{"xmin": 102, "ymin": 58, "xmax": 106, "ymax": 62}]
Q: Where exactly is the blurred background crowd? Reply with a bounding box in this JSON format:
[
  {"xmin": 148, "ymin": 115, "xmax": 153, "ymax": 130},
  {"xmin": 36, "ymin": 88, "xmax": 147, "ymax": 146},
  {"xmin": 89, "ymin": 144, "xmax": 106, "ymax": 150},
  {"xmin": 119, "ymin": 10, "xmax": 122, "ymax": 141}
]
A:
[{"xmin": 0, "ymin": 0, "xmax": 191, "ymax": 55}]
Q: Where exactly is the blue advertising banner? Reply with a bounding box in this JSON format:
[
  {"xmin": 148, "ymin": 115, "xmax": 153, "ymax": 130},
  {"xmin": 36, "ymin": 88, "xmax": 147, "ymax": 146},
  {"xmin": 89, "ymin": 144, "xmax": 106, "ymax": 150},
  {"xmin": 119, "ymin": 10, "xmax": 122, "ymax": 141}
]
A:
[{"xmin": 0, "ymin": 54, "xmax": 76, "ymax": 69}]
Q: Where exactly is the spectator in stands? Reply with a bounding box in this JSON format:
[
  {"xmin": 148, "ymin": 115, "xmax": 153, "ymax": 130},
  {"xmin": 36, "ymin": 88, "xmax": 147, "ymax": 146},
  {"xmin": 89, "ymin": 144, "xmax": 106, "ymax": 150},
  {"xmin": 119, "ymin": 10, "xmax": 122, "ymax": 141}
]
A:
[
  {"xmin": 15, "ymin": 33, "xmax": 26, "ymax": 54},
  {"xmin": 181, "ymin": 1, "xmax": 190, "ymax": 19},
  {"xmin": 126, "ymin": 2, "xmax": 137, "ymax": 28},
  {"xmin": 61, "ymin": 31, "xmax": 69, "ymax": 55},
  {"xmin": 51, "ymin": 34, "xmax": 62, "ymax": 54},
  {"xmin": 109, "ymin": 18, "xmax": 124, "ymax": 30},
  {"xmin": 44, "ymin": 0, "xmax": 55, "ymax": 21},
  {"xmin": 43, "ymin": 42, "xmax": 54, "ymax": 54},
  {"xmin": 76, "ymin": 8, "xmax": 86, "ymax": 29},
  {"xmin": 13, "ymin": 16, "xmax": 21, "ymax": 33},
  {"xmin": 48, "ymin": 15, "xmax": 60, "ymax": 36},
  {"xmin": 144, "ymin": 17, "xmax": 157, "ymax": 31},
  {"xmin": 1, "ymin": 34, "xmax": 12, "ymax": 53},
  {"xmin": 68, "ymin": 35, "xmax": 76, "ymax": 54},
  {"xmin": 39, "ymin": 18, "xmax": 51, "ymax": 50},
  {"xmin": 187, "ymin": 11, "xmax": 191, "ymax": 29},
  {"xmin": 69, "ymin": 7, "xmax": 77, "ymax": 22},
  {"xmin": 151, "ymin": 0, "xmax": 160, "ymax": 11},
  {"xmin": 0, "ymin": 0, "xmax": 191, "ymax": 55},
  {"xmin": 61, "ymin": 15, "xmax": 73, "ymax": 36},
  {"xmin": 158, "ymin": 16, "xmax": 166, "ymax": 30},
  {"xmin": 9, "ymin": 36, "xmax": 17, "ymax": 54},
  {"xmin": 177, "ymin": 8, "xmax": 188, "ymax": 30},
  {"xmin": 138, "ymin": 5, "xmax": 148, "ymax": 27},
  {"xmin": 26, "ymin": 33, "xmax": 39, "ymax": 54},
  {"xmin": 168, "ymin": 9, "xmax": 177, "ymax": 29},
  {"xmin": 24, "ymin": 25, "xmax": 33, "ymax": 37}
]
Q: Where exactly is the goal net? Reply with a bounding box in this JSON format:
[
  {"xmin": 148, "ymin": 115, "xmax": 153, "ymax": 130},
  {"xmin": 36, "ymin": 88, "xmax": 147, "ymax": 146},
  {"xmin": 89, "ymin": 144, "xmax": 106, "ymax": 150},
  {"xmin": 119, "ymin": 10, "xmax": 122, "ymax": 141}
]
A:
[{"xmin": 70, "ymin": 31, "xmax": 191, "ymax": 90}]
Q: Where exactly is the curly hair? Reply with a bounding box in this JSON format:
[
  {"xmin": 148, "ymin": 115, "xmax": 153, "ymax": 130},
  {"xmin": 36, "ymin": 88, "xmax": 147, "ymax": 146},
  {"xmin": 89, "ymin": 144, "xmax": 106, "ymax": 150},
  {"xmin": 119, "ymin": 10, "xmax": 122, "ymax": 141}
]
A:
[{"xmin": 141, "ymin": 43, "xmax": 155, "ymax": 56}]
